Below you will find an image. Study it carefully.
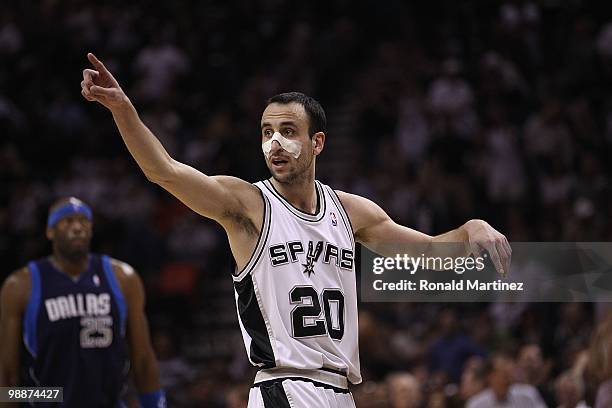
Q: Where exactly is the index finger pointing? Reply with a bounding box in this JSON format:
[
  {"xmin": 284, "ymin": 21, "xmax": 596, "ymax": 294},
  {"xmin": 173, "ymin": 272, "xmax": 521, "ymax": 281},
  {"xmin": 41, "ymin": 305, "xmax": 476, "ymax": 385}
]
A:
[{"xmin": 87, "ymin": 53, "xmax": 108, "ymax": 73}]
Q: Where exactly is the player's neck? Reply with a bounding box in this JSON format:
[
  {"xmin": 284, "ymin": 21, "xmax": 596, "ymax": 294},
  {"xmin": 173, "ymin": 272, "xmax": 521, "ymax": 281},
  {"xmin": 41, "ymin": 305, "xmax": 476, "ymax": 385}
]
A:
[
  {"xmin": 50, "ymin": 253, "xmax": 90, "ymax": 278},
  {"xmin": 271, "ymin": 176, "xmax": 318, "ymax": 215}
]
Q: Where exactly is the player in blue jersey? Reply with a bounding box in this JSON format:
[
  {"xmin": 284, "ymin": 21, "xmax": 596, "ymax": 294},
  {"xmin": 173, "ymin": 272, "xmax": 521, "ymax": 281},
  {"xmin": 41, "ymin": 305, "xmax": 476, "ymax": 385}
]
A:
[{"xmin": 0, "ymin": 197, "xmax": 166, "ymax": 408}]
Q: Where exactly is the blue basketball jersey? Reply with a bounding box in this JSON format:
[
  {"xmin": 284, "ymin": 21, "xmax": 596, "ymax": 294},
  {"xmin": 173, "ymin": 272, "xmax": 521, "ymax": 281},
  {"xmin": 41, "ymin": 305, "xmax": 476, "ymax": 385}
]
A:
[{"xmin": 22, "ymin": 254, "xmax": 129, "ymax": 407}]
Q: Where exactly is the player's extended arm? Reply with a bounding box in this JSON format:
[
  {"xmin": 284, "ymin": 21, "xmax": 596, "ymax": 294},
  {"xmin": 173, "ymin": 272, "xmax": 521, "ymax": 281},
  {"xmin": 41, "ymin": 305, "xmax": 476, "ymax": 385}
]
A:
[
  {"xmin": 0, "ymin": 269, "xmax": 29, "ymax": 393},
  {"xmin": 80, "ymin": 53, "xmax": 260, "ymax": 226},
  {"xmin": 113, "ymin": 261, "xmax": 166, "ymax": 407},
  {"xmin": 337, "ymin": 191, "xmax": 511, "ymax": 275}
]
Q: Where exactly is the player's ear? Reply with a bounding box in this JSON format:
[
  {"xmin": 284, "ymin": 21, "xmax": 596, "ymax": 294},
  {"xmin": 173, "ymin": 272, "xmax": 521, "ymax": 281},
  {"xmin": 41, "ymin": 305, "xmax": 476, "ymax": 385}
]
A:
[
  {"xmin": 312, "ymin": 132, "xmax": 325, "ymax": 156},
  {"xmin": 46, "ymin": 227, "xmax": 54, "ymax": 241}
]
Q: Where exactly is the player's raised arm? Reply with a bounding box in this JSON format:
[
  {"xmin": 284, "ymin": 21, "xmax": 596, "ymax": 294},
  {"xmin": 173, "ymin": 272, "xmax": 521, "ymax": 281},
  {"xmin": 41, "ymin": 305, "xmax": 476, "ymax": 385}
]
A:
[
  {"xmin": 337, "ymin": 191, "xmax": 511, "ymax": 276},
  {"xmin": 80, "ymin": 53, "xmax": 260, "ymax": 226},
  {"xmin": 0, "ymin": 269, "xmax": 29, "ymax": 392}
]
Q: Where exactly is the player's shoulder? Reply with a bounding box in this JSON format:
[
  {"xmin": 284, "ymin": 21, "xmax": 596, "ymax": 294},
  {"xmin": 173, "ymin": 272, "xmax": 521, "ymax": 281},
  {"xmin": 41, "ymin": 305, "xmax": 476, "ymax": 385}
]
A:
[
  {"xmin": 334, "ymin": 190, "xmax": 382, "ymax": 217},
  {"xmin": 107, "ymin": 257, "xmax": 140, "ymax": 285},
  {"xmin": 108, "ymin": 257, "xmax": 136, "ymax": 276},
  {"xmin": 334, "ymin": 190, "xmax": 354, "ymax": 202},
  {"xmin": 334, "ymin": 190, "xmax": 370, "ymax": 207},
  {"xmin": 107, "ymin": 257, "xmax": 140, "ymax": 287},
  {"xmin": 104, "ymin": 257, "xmax": 145, "ymax": 302},
  {"xmin": 3, "ymin": 266, "xmax": 31, "ymax": 288},
  {"xmin": 333, "ymin": 190, "xmax": 388, "ymax": 234},
  {"xmin": 1, "ymin": 266, "xmax": 32, "ymax": 309}
]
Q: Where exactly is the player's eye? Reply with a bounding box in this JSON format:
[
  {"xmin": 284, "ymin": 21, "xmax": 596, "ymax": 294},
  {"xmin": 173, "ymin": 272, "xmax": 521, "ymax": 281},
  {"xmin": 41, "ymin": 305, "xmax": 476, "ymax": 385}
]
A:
[
  {"xmin": 283, "ymin": 128, "xmax": 294, "ymax": 136},
  {"xmin": 263, "ymin": 129, "xmax": 273, "ymax": 137}
]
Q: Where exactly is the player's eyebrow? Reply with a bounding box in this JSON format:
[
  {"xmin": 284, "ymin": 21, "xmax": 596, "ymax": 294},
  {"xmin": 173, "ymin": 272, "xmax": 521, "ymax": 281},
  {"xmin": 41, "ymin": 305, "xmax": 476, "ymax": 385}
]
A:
[{"xmin": 261, "ymin": 121, "xmax": 299, "ymax": 129}]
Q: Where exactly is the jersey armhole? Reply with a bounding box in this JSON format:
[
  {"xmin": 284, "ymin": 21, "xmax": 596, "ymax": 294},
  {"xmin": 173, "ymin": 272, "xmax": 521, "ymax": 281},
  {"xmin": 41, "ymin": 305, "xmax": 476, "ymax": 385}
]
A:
[
  {"xmin": 101, "ymin": 256, "xmax": 127, "ymax": 337},
  {"xmin": 325, "ymin": 186, "xmax": 355, "ymax": 247},
  {"xmin": 23, "ymin": 262, "xmax": 41, "ymax": 357},
  {"xmin": 233, "ymin": 187, "xmax": 272, "ymax": 282}
]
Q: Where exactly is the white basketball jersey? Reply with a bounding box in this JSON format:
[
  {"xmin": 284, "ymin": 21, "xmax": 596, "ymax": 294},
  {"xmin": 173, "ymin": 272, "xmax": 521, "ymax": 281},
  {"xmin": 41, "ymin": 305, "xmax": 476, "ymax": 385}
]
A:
[{"xmin": 233, "ymin": 179, "xmax": 361, "ymax": 384}]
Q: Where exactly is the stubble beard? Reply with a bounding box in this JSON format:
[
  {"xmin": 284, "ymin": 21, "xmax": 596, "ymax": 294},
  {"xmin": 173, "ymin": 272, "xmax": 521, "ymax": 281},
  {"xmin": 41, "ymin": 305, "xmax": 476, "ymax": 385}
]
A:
[
  {"xmin": 55, "ymin": 238, "xmax": 90, "ymax": 263},
  {"xmin": 269, "ymin": 153, "xmax": 314, "ymax": 185}
]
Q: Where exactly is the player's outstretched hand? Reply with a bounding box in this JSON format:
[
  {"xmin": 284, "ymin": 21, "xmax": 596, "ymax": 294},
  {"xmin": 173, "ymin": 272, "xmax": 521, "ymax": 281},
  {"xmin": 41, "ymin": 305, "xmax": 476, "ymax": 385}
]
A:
[
  {"xmin": 81, "ymin": 53, "xmax": 127, "ymax": 110},
  {"xmin": 463, "ymin": 219, "xmax": 512, "ymax": 277}
]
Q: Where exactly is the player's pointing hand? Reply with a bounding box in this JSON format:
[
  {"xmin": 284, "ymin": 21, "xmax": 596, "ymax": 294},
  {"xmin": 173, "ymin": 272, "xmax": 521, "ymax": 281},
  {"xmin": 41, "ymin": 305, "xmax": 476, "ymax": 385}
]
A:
[
  {"xmin": 463, "ymin": 219, "xmax": 512, "ymax": 277},
  {"xmin": 81, "ymin": 53, "xmax": 127, "ymax": 110}
]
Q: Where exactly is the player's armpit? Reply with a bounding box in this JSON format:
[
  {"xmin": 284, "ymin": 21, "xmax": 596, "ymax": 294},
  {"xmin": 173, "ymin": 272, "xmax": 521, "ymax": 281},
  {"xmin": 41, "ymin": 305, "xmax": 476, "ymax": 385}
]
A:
[
  {"xmin": 0, "ymin": 269, "xmax": 30, "ymax": 388},
  {"xmin": 335, "ymin": 191, "xmax": 432, "ymax": 256},
  {"xmin": 111, "ymin": 262, "xmax": 161, "ymax": 393},
  {"xmin": 154, "ymin": 161, "xmax": 264, "ymax": 227}
]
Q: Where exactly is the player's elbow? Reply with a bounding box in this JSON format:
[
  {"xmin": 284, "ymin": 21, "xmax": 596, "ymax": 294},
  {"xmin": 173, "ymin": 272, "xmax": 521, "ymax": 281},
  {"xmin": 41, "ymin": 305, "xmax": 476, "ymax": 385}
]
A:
[{"xmin": 143, "ymin": 159, "xmax": 179, "ymax": 186}]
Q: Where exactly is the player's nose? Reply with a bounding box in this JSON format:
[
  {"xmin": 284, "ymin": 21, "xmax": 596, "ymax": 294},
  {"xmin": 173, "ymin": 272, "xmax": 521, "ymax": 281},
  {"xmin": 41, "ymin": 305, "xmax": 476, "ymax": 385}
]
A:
[
  {"xmin": 68, "ymin": 220, "xmax": 86, "ymax": 234},
  {"xmin": 270, "ymin": 139, "xmax": 283, "ymax": 154}
]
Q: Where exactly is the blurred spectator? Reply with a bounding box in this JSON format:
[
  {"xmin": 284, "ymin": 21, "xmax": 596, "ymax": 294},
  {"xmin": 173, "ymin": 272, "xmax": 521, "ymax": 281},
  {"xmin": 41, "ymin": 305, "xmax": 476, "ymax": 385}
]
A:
[
  {"xmin": 427, "ymin": 58, "xmax": 478, "ymax": 139},
  {"xmin": 516, "ymin": 344, "xmax": 554, "ymax": 406},
  {"xmin": 427, "ymin": 391, "xmax": 448, "ymax": 408},
  {"xmin": 554, "ymin": 370, "xmax": 590, "ymax": 408},
  {"xmin": 386, "ymin": 372, "xmax": 422, "ymax": 408},
  {"xmin": 481, "ymin": 102, "xmax": 526, "ymax": 202},
  {"xmin": 428, "ymin": 309, "xmax": 486, "ymax": 384},
  {"xmin": 523, "ymin": 98, "xmax": 573, "ymax": 168},
  {"xmin": 459, "ymin": 357, "xmax": 487, "ymax": 402},
  {"xmin": 152, "ymin": 331, "xmax": 197, "ymax": 407},
  {"xmin": 587, "ymin": 313, "xmax": 612, "ymax": 408},
  {"xmin": 133, "ymin": 30, "xmax": 190, "ymax": 102},
  {"xmin": 466, "ymin": 354, "xmax": 546, "ymax": 408}
]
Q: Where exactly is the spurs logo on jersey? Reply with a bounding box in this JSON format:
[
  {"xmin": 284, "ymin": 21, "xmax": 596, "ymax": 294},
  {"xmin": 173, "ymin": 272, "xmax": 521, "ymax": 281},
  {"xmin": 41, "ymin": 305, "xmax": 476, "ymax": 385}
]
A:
[
  {"xmin": 233, "ymin": 179, "xmax": 362, "ymax": 385},
  {"xmin": 268, "ymin": 240, "xmax": 354, "ymax": 277}
]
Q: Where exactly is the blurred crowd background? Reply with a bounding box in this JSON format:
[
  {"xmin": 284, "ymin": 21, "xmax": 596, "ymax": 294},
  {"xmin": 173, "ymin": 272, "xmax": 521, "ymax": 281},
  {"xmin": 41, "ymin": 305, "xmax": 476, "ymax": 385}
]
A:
[{"xmin": 2, "ymin": 0, "xmax": 612, "ymax": 406}]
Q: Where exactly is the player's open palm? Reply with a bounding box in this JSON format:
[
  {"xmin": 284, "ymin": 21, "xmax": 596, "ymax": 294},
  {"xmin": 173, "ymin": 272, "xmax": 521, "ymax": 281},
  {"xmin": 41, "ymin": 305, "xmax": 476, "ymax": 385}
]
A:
[{"xmin": 81, "ymin": 53, "xmax": 126, "ymax": 110}]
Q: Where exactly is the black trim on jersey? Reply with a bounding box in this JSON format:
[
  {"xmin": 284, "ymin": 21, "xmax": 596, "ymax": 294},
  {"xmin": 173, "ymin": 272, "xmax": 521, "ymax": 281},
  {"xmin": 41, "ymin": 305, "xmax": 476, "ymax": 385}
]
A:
[
  {"xmin": 321, "ymin": 366, "xmax": 348, "ymax": 376},
  {"xmin": 326, "ymin": 186, "xmax": 355, "ymax": 247},
  {"xmin": 234, "ymin": 274, "xmax": 276, "ymax": 368},
  {"xmin": 263, "ymin": 179, "xmax": 326, "ymax": 222},
  {"xmin": 254, "ymin": 377, "xmax": 350, "ymax": 394},
  {"xmin": 258, "ymin": 381, "xmax": 292, "ymax": 408},
  {"xmin": 233, "ymin": 190, "xmax": 271, "ymax": 279}
]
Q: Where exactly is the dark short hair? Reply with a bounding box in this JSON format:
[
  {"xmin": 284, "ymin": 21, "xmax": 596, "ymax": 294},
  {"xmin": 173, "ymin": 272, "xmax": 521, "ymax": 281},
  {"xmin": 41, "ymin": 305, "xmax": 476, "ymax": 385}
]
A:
[
  {"xmin": 266, "ymin": 92, "xmax": 327, "ymax": 137},
  {"xmin": 468, "ymin": 363, "xmax": 487, "ymax": 382},
  {"xmin": 484, "ymin": 352, "xmax": 514, "ymax": 375}
]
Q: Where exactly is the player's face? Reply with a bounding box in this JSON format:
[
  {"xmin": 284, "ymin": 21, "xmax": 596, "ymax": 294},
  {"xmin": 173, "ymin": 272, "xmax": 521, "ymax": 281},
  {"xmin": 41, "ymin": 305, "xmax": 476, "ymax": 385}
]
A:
[
  {"xmin": 261, "ymin": 102, "xmax": 322, "ymax": 184},
  {"xmin": 48, "ymin": 215, "xmax": 93, "ymax": 260}
]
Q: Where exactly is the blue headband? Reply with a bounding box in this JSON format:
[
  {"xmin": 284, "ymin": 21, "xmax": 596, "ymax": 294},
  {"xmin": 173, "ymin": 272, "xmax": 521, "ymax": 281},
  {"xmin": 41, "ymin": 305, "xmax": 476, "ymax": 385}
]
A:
[{"xmin": 47, "ymin": 201, "xmax": 93, "ymax": 228}]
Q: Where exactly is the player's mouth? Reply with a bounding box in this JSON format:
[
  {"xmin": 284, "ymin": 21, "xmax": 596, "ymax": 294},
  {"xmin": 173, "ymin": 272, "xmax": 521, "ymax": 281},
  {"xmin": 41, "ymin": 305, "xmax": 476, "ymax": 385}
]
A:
[{"xmin": 271, "ymin": 157, "xmax": 289, "ymax": 168}]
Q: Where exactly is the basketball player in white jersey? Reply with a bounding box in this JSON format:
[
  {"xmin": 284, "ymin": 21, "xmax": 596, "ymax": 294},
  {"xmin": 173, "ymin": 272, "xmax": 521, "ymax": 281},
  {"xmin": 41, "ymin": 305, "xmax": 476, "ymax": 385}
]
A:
[{"xmin": 80, "ymin": 53, "xmax": 511, "ymax": 407}]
